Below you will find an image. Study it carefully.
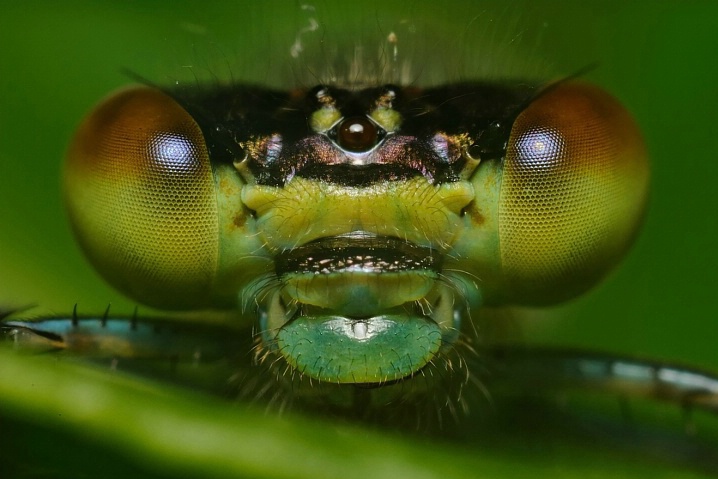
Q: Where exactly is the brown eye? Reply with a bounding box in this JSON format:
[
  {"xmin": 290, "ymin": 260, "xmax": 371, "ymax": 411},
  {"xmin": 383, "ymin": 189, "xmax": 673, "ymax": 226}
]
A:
[
  {"xmin": 336, "ymin": 116, "xmax": 379, "ymax": 152},
  {"xmin": 64, "ymin": 87, "xmax": 219, "ymax": 309},
  {"xmin": 498, "ymin": 82, "xmax": 649, "ymax": 304}
]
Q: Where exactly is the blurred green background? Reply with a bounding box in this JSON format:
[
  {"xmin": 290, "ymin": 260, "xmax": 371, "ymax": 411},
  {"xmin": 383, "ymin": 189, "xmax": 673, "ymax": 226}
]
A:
[{"xmin": 0, "ymin": 1, "xmax": 717, "ymax": 478}]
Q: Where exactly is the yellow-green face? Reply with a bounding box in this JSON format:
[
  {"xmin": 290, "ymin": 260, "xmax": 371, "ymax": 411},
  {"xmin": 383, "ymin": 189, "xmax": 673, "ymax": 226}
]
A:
[{"xmin": 63, "ymin": 78, "xmax": 648, "ymax": 385}]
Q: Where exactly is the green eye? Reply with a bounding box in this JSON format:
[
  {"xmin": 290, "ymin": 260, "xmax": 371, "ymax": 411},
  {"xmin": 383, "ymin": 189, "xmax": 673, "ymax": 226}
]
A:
[
  {"xmin": 61, "ymin": 79, "xmax": 648, "ymax": 390},
  {"xmin": 64, "ymin": 87, "xmax": 270, "ymax": 311},
  {"xmin": 502, "ymin": 83, "xmax": 649, "ymax": 304},
  {"xmin": 64, "ymin": 88, "xmax": 220, "ymax": 309},
  {"xmin": 458, "ymin": 83, "xmax": 649, "ymax": 305}
]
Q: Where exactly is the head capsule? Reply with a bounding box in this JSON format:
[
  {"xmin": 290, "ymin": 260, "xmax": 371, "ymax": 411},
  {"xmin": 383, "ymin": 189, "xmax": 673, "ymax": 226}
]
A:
[{"xmin": 63, "ymin": 79, "xmax": 649, "ymax": 391}]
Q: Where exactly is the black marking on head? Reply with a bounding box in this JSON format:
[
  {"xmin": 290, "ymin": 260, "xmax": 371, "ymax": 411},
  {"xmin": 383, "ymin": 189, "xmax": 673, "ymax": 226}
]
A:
[
  {"xmin": 275, "ymin": 233, "xmax": 442, "ymax": 276},
  {"xmin": 298, "ymin": 163, "xmax": 420, "ymax": 187},
  {"xmin": 171, "ymin": 81, "xmax": 539, "ymax": 186}
]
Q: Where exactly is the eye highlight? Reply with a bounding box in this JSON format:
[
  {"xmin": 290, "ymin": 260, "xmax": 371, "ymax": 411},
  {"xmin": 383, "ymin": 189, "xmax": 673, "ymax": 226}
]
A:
[
  {"xmin": 147, "ymin": 132, "xmax": 203, "ymax": 173},
  {"xmin": 497, "ymin": 83, "xmax": 649, "ymax": 304},
  {"xmin": 64, "ymin": 87, "xmax": 220, "ymax": 309},
  {"xmin": 513, "ymin": 127, "xmax": 565, "ymax": 170}
]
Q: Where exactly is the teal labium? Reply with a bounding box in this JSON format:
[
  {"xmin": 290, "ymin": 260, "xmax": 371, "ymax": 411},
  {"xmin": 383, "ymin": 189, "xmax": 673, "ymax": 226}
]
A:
[{"xmin": 58, "ymin": 78, "xmax": 649, "ymax": 400}]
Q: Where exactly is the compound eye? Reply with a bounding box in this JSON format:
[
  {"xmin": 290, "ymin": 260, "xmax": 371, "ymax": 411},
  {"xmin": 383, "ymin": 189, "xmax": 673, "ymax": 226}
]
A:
[
  {"xmin": 64, "ymin": 87, "xmax": 219, "ymax": 309},
  {"xmin": 498, "ymin": 83, "xmax": 649, "ymax": 304}
]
